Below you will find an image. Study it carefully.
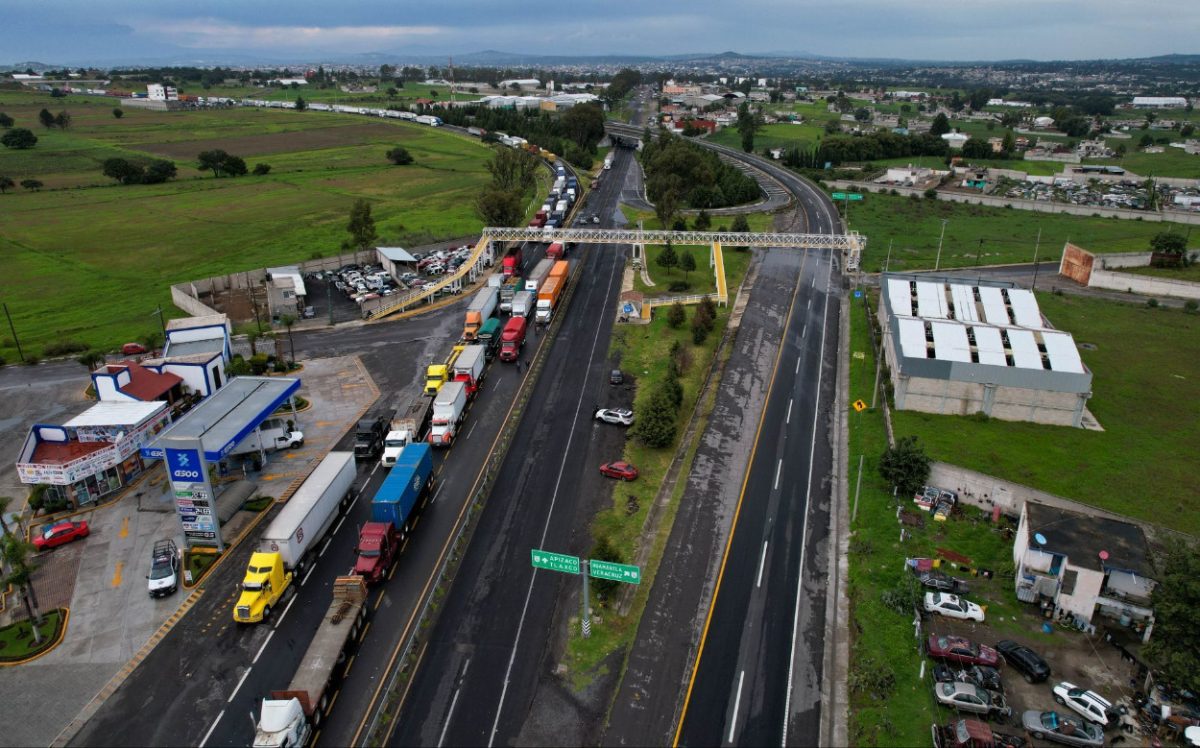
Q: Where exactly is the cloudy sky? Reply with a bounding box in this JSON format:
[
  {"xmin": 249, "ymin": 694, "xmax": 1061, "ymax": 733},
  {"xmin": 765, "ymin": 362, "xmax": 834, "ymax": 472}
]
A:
[{"xmin": 3, "ymin": 0, "xmax": 1198, "ymax": 64}]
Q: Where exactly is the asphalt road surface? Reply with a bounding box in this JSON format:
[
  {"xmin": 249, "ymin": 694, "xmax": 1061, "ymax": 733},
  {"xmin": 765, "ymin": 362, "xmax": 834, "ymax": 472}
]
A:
[{"xmin": 380, "ymin": 147, "xmax": 635, "ymax": 747}]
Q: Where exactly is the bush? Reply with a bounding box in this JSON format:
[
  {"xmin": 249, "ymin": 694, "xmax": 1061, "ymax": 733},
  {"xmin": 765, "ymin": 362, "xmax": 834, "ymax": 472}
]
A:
[
  {"xmin": 630, "ymin": 383, "xmax": 678, "ymax": 448},
  {"xmin": 1185, "ymin": 300, "xmax": 1198, "ymax": 313},
  {"xmin": 924, "ymin": 187, "xmax": 938, "ymax": 199},
  {"xmin": 24, "ymin": 355, "xmax": 40, "ymax": 365},
  {"xmin": 249, "ymin": 353, "xmax": 270, "ymax": 375},
  {"xmin": 848, "ymin": 656, "xmax": 896, "ymax": 700},
  {"xmin": 1146, "ymin": 298, "xmax": 1159, "ymax": 308},
  {"xmin": 692, "ymin": 323, "xmax": 708, "ymax": 345},
  {"xmin": 666, "ymin": 302, "xmax": 686, "ymax": 328},
  {"xmin": 386, "ymin": 146, "xmax": 414, "ymax": 165},
  {"xmin": 590, "ymin": 534, "xmax": 624, "ymax": 597},
  {"xmin": 668, "ymin": 281, "xmax": 691, "ymax": 292},
  {"xmin": 42, "ymin": 340, "xmax": 89, "ymax": 356},
  {"xmin": 252, "ymin": 163, "xmax": 271, "ymax": 176}
]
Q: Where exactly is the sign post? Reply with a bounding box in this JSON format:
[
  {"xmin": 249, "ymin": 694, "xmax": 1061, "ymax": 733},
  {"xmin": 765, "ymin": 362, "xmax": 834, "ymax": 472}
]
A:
[
  {"xmin": 531, "ymin": 550, "xmax": 641, "ymax": 639},
  {"xmin": 165, "ymin": 440, "xmax": 224, "ymax": 552}
]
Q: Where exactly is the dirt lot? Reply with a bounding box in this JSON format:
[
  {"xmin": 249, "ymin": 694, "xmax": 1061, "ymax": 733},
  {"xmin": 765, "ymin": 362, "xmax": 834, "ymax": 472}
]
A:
[{"xmin": 132, "ymin": 122, "xmax": 403, "ymax": 159}]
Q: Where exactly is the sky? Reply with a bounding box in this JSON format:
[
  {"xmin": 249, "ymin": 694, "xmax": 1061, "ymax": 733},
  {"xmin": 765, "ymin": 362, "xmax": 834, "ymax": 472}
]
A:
[{"xmin": 2, "ymin": 0, "xmax": 1198, "ymax": 65}]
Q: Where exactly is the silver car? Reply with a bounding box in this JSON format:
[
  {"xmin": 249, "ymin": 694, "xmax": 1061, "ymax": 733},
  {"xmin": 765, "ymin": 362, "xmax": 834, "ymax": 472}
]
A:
[
  {"xmin": 1021, "ymin": 711, "xmax": 1103, "ymax": 747},
  {"xmin": 934, "ymin": 682, "xmax": 1011, "ymax": 722},
  {"xmin": 594, "ymin": 408, "xmax": 634, "ymax": 427}
]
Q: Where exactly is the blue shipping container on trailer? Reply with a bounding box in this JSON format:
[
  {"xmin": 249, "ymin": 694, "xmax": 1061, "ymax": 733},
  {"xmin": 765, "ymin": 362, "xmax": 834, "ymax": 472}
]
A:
[{"xmin": 370, "ymin": 443, "xmax": 434, "ymax": 528}]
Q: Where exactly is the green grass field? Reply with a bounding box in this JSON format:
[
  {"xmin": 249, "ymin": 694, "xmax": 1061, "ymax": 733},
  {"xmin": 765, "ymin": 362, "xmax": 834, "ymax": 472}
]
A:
[
  {"xmin": 844, "ymin": 192, "xmax": 1175, "ymax": 272},
  {"xmin": 892, "ymin": 291, "xmax": 1200, "ymax": 536},
  {"xmin": 0, "ymin": 90, "xmax": 495, "ymax": 360}
]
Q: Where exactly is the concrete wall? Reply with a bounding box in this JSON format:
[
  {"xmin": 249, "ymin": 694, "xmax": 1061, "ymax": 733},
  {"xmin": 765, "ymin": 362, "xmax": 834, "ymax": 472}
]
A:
[
  {"xmin": 828, "ymin": 180, "xmax": 1200, "ymax": 225},
  {"xmin": 1088, "ymin": 266, "xmax": 1200, "ymax": 299},
  {"xmin": 1057, "ymin": 565, "xmax": 1105, "ymax": 622},
  {"xmin": 895, "ymin": 373, "xmax": 1086, "ymax": 426}
]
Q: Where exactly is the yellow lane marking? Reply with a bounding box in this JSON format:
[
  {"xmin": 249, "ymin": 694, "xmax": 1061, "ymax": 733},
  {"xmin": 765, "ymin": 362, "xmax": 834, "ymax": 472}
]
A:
[
  {"xmin": 111, "ymin": 561, "xmax": 124, "ymax": 587},
  {"xmin": 119, "ymin": 517, "xmax": 129, "ymax": 539}
]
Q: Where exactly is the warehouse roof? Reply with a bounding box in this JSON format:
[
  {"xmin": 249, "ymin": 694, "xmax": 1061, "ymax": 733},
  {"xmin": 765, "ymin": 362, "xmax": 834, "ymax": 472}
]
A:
[{"xmin": 378, "ymin": 246, "xmax": 418, "ymax": 263}]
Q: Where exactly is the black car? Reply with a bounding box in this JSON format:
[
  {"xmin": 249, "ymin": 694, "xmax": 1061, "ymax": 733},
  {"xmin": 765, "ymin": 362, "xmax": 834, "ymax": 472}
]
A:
[
  {"xmin": 919, "ymin": 569, "xmax": 971, "ymax": 595},
  {"xmin": 995, "ymin": 640, "xmax": 1051, "ymax": 683},
  {"xmin": 933, "ymin": 663, "xmax": 1004, "ymax": 693},
  {"xmin": 610, "ymin": 369, "xmax": 624, "ymax": 385}
]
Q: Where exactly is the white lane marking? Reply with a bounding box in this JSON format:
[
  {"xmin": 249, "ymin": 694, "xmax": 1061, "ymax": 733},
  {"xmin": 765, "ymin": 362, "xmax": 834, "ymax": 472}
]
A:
[
  {"xmin": 810, "ymin": 274, "xmax": 815, "ymax": 287},
  {"xmin": 794, "ymin": 358, "xmax": 800, "ymax": 375},
  {"xmin": 728, "ymin": 670, "xmax": 746, "ymax": 743},
  {"xmin": 802, "ymin": 323, "xmax": 807, "ymax": 339},
  {"xmin": 198, "ymin": 710, "xmax": 224, "ymax": 748},
  {"xmin": 276, "ymin": 593, "xmax": 297, "ymax": 626},
  {"xmin": 252, "ymin": 630, "xmax": 275, "ymax": 665},
  {"xmin": 431, "ymin": 483, "xmax": 443, "ymax": 504},
  {"xmin": 786, "ymin": 398, "xmax": 793, "ymax": 425},
  {"xmin": 774, "ymin": 459, "xmax": 782, "ymax": 491},
  {"xmin": 781, "ymin": 255, "xmax": 834, "ymax": 746},
  {"xmin": 487, "ymin": 241, "xmax": 622, "ymax": 748},
  {"xmin": 301, "ymin": 564, "xmax": 316, "ymax": 587},
  {"xmin": 465, "ymin": 421, "xmax": 477, "ymax": 441},
  {"xmin": 756, "ymin": 542, "xmax": 770, "ymax": 588},
  {"xmin": 318, "ymin": 537, "xmax": 333, "ymax": 558},
  {"xmin": 228, "ymin": 667, "xmax": 252, "ymax": 703},
  {"xmin": 333, "ymin": 515, "xmax": 347, "ymax": 537},
  {"xmin": 807, "ymin": 296, "xmax": 812, "ymax": 310},
  {"xmin": 438, "ymin": 687, "xmax": 462, "ymax": 747}
]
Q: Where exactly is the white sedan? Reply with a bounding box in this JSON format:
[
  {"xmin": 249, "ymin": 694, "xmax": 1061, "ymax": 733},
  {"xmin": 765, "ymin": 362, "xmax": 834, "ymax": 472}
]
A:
[
  {"xmin": 924, "ymin": 592, "xmax": 985, "ymax": 622},
  {"xmin": 1053, "ymin": 682, "xmax": 1113, "ymax": 727},
  {"xmin": 594, "ymin": 408, "xmax": 634, "ymax": 427}
]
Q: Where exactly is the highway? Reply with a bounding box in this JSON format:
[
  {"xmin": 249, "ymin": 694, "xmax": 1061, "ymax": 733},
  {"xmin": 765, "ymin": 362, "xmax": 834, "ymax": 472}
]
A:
[{"xmin": 379, "ymin": 146, "xmax": 636, "ymax": 747}]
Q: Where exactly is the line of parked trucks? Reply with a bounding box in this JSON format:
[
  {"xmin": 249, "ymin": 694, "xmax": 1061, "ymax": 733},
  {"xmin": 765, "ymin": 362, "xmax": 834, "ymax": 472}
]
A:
[{"xmin": 243, "ymin": 161, "xmax": 579, "ymax": 746}]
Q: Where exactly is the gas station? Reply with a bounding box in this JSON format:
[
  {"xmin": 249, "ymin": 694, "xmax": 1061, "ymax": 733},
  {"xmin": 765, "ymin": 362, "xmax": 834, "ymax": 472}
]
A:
[{"xmin": 141, "ymin": 375, "xmax": 302, "ymax": 551}]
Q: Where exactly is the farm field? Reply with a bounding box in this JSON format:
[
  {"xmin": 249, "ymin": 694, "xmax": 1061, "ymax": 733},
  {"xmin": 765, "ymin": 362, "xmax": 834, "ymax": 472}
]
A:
[
  {"xmin": 843, "ymin": 192, "xmax": 1175, "ymax": 272},
  {"xmin": 0, "ymin": 90, "xmax": 496, "ymax": 360},
  {"xmin": 893, "ymin": 291, "xmax": 1200, "ymax": 536}
]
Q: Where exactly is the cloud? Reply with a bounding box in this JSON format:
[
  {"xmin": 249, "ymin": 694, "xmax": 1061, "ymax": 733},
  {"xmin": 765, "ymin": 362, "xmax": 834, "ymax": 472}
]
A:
[{"xmin": 129, "ymin": 18, "xmax": 445, "ymax": 50}]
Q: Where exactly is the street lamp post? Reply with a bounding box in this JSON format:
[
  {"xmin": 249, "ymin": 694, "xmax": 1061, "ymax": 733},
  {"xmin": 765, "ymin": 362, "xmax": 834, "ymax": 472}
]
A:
[{"xmin": 934, "ymin": 219, "xmax": 948, "ymax": 271}]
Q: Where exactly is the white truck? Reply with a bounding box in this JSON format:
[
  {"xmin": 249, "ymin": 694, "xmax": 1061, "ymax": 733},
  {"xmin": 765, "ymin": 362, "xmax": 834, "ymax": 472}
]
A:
[
  {"xmin": 511, "ymin": 290, "xmax": 534, "ymax": 318},
  {"xmin": 604, "ymin": 152, "xmax": 615, "ymax": 170},
  {"xmin": 252, "ymin": 576, "xmax": 368, "ymax": 748},
  {"xmin": 428, "ymin": 381, "xmax": 468, "ymax": 447},
  {"xmin": 525, "ymin": 258, "xmax": 555, "ymax": 294},
  {"xmin": 228, "ymin": 416, "xmax": 303, "ymax": 458},
  {"xmin": 380, "ymin": 395, "xmax": 435, "ymax": 468},
  {"xmin": 233, "ymin": 452, "xmax": 356, "ymax": 623},
  {"xmin": 451, "ymin": 345, "xmax": 487, "ymax": 398}
]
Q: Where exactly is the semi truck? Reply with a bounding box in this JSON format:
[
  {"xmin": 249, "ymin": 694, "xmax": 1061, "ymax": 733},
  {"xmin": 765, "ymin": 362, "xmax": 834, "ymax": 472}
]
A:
[
  {"xmin": 511, "ymin": 290, "xmax": 534, "ymax": 319},
  {"xmin": 425, "ymin": 345, "xmax": 465, "ymax": 395},
  {"xmin": 429, "ymin": 381, "xmax": 468, "ymax": 447},
  {"xmin": 462, "ymin": 286, "xmax": 498, "ymax": 341},
  {"xmin": 499, "ymin": 316, "xmax": 528, "ymax": 362},
  {"xmin": 451, "ymin": 345, "xmax": 487, "ymax": 398},
  {"xmin": 353, "ymin": 522, "xmax": 400, "ymax": 584},
  {"xmin": 380, "ymin": 394, "xmax": 434, "ymax": 468},
  {"xmin": 525, "ymin": 258, "xmax": 554, "ymax": 294},
  {"xmin": 353, "ymin": 409, "xmax": 394, "ymax": 460},
  {"xmin": 501, "ymin": 245, "xmax": 523, "ymax": 277},
  {"xmin": 477, "ymin": 317, "xmax": 502, "ymax": 360},
  {"xmin": 536, "ymin": 276, "xmax": 564, "ymax": 325},
  {"xmin": 234, "ymin": 452, "xmax": 356, "ymax": 623},
  {"xmin": 546, "ymin": 242, "xmax": 566, "ymax": 260},
  {"xmin": 498, "ymin": 276, "xmax": 521, "ymax": 313},
  {"xmin": 370, "ymin": 442, "xmax": 434, "ymax": 531},
  {"xmin": 251, "ymin": 576, "xmax": 368, "ymax": 748}
]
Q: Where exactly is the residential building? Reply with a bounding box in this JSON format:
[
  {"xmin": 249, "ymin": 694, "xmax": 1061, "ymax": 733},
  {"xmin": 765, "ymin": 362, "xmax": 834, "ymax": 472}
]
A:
[
  {"xmin": 1013, "ymin": 501, "xmax": 1156, "ymax": 641},
  {"xmin": 265, "ymin": 266, "xmax": 307, "ymax": 320},
  {"xmin": 941, "ymin": 132, "xmax": 971, "ymax": 149}
]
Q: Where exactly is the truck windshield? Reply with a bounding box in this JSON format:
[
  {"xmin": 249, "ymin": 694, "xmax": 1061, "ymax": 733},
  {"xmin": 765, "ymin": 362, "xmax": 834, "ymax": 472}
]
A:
[
  {"xmin": 359, "ymin": 548, "xmax": 381, "ymax": 557},
  {"xmin": 384, "ymin": 438, "xmax": 406, "ymax": 448},
  {"xmin": 242, "ymin": 581, "xmax": 263, "ymax": 591}
]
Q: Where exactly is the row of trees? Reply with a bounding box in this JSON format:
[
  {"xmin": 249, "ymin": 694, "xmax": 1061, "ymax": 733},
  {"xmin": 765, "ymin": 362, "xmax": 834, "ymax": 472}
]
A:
[
  {"xmin": 437, "ymin": 102, "xmax": 608, "ymax": 167},
  {"xmin": 37, "ymin": 108, "xmax": 71, "ymax": 130},
  {"xmin": 0, "ymin": 177, "xmax": 43, "ymax": 193},
  {"xmin": 642, "ymin": 131, "xmax": 761, "ymax": 217},
  {"xmin": 475, "ymin": 147, "xmax": 541, "ymax": 227}
]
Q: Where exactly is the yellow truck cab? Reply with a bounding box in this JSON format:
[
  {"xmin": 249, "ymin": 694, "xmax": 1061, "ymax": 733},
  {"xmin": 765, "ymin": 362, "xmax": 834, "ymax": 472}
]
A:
[
  {"xmin": 424, "ymin": 345, "xmax": 465, "ymax": 395},
  {"xmin": 234, "ymin": 551, "xmax": 293, "ymax": 623}
]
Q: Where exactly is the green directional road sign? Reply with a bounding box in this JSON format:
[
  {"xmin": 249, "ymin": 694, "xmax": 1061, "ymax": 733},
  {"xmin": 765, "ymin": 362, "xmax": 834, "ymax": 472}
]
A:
[
  {"xmin": 531, "ymin": 549, "xmax": 580, "ymax": 574},
  {"xmin": 847, "ymin": 193, "xmax": 864, "ymax": 201},
  {"xmin": 831, "ymin": 192, "xmax": 846, "ymax": 200},
  {"xmin": 589, "ymin": 559, "xmax": 642, "ymax": 585}
]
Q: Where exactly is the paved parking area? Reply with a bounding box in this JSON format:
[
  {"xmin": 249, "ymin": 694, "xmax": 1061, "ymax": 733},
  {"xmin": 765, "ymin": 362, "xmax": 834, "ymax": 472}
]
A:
[{"xmin": 0, "ymin": 355, "xmax": 377, "ymax": 746}]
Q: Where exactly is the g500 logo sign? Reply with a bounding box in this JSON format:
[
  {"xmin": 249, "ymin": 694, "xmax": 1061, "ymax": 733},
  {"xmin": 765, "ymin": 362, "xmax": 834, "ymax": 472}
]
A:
[{"xmin": 166, "ymin": 448, "xmax": 205, "ymax": 483}]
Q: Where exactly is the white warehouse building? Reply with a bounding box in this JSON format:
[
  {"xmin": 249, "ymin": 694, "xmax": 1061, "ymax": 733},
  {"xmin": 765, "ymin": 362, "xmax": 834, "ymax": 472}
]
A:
[{"xmin": 878, "ymin": 274, "xmax": 1093, "ymax": 427}]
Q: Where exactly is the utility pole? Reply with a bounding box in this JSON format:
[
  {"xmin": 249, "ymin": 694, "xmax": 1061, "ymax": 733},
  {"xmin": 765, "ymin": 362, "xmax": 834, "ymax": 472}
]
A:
[
  {"xmin": 884, "ymin": 239, "xmax": 894, "ymax": 274},
  {"xmin": 3, "ymin": 302, "xmax": 25, "ymax": 362},
  {"xmin": 152, "ymin": 304, "xmax": 167, "ymax": 340},
  {"xmin": 327, "ymin": 280, "xmax": 334, "ymax": 326},
  {"xmin": 1031, "ymin": 227, "xmax": 1043, "ymax": 291},
  {"xmin": 934, "ymin": 219, "xmax": 948, "ymax": 271}
]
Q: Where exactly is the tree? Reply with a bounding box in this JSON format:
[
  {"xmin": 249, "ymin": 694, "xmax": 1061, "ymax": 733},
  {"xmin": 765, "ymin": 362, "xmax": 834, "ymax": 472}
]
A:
[
  {"xmin": 346, "ymin": 198, "xmax": 378, "ymax": 250},
  {"xmin": 0, "ymin": 112, "xmax": 13, "ymax": 128},
  {"xmin": 386, "ymin": 146, "xmax": 414, "ymax": 165},
  {"xmin": 679, "ymin": 250, "xmax": 696, "ymax": 280},
  {"xmin": 0, "ymin": 176, "xmax": 13, "ymax": 194},
  {"xmin": 76, "ymin": 350, "xmax": 105, "ymax": 371},
  {"xmin": 559, "ymin": 103, "xmax": 606, "ymax": 150},
  {"xmin": 736, "ymin": 102, "xmax": 762, "ymax": 153},
  {"xmin": 1, "ymin": 534, "xmax": 45, "ymax": 644},
  {"xmin": 1, "ymin": 128, "xmax": 38, "ymax": 149},
  {"xmin": 666, "ymin": 302, "xmax": 686, "ymax": 328},
  {"xmin": 1143, "ymin": 542, "xmax": 1200, "ymax": 694},
  {"xmin": 854, "ymin": 107, "xmax": 872, "ymax": 122},
  {"xmin": 731, "ymin": 214, "xmax": 751, "ymax": 233},
  {"xmin": 252, "ymin": 163, "xmax": 271, "ymax": 176},
  {"xmin": 691, "ymin": 307, "xmax": 710, "ymax": 344},
  {"xmin": 279, "ymin": 314, "xmax": 297, "ymax": 364},
  {"xmin": 141, "ymin": 159, "xmax": 177, "ymax": 184},
  {"xmin": 630, "ymin": 383, "xmax": 677, "ymax": 448},
  {"xmin": 141, "ymin": 331, "xmax": 163, "ymax": 354},
  {"xmin": 877, "ymin": 435, "xmax": 932, "ymax": 496},
  {"xmin": 475, "ymin": 186, "xmax": 524, "ymax": 227},
  {"xmin": 54, "ymin": 112, "xmax": 71, "ymax": 130},
  {"xmin": 824, "ymin": 119, "xmax": 841, "ymax": 135},
  {"xmin": 485, "ymin": 148, "xmax": 540, "ymax": 193},
  {"xmin": 653, "ymin": 187, "xmax": 681, "ymax": 232},
  {"xmin": 112, "ymin": 108, "xmax": 124, "ymax": 119},
  {"xmin": 102, "ymin": 157, "xmax": 145, "ymax": 185},
  {"xmin": 1001, "ymin": 130, "xmax": 1016, "ymax": 155},
  {"xmin": 222, "ymin": 155, "xmax": 247, "ymax": 177},
  {"xmin": 294, "ymin": 96, "xmax": 307, "ymax": 111},
  {"xmin": 930, "ymin": 113, "xmax": 951, "ymax": 137},
  {"xmin": 38, "ymin": 108, "xmax": 55, "ymax": 129},
  {"xmin": 693, "ymin": 210, "xmax": 711, "ymax": 231},
  {"xmin": 20, "ymin": 179, "xmax": 43, "ymax": 191},
  {"xmin": 656, "ymin": 240, "xmax": 678, "ymax": 275},
  {"xmin": 1150, "ymin": 232, "xmax": 1187, "ymax": 256},
  {"xmin": 198, "ymin": 149, "xmax": 229, "ymax": 177}
]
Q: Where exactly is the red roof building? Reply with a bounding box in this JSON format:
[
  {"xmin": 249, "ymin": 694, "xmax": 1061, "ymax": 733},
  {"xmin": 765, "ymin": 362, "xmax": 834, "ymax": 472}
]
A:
[{"xmin": 92, "ymin": 362, "xmax": 183, "ymax": 404}]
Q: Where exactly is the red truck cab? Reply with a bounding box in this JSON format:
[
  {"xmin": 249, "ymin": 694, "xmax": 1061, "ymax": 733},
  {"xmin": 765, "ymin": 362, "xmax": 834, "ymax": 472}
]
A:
[
  {"xmin": 499, "ymin": 316, "xmax": 528, "ymax": 362},
  {"xmin": 546, "ymin": 241, "xmax": 566, "ymax": 260},
  {"xmin": 501, "ymin": 246, "xmax": 523, "ymax": 277},
  {"xmin": 353, "ymin": 522, "xmax": 400, "ymax": 584}
]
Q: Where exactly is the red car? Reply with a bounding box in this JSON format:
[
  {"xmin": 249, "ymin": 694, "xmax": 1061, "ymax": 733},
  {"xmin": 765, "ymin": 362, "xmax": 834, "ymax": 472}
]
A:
[
  {"xmin": 121, "ymin": 342, "xmax": 148, "ymax": 355},
  {"xmin": 599, "ymin": 461, "xmax": 639, "ymax": 481},
  {"xmin": 33, "ymin": 520, "xmax": 90, "ymax": 551},
  {"xmin": 926, "ymin": 634, "xmax": 1000, "ymax": 668}
]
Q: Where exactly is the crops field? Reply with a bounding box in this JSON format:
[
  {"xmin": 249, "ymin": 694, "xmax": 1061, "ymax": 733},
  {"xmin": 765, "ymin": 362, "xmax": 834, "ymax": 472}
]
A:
[{"xmin": 0, "ymin": 90, "xmax": 495, "ymax": 360}]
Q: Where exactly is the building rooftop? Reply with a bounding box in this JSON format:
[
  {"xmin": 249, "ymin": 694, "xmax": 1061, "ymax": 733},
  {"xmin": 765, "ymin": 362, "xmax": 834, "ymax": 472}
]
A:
[
  {"xmin": 1025, "ymin": 502, "xmax": 1154, "ymax": 578},
  {"xmin": 378, "ymin": 246, "xmax": 418, "ymax": 263},
  {"xmin": 166, "ymin": 313, "xmax": 228, "ymax": 332},
  {"xmin": 103, "ymin": 362, "xmax": 182, "ymax": 401},
  {"xmin": 64, "ymin": 400, "xmax": 168, "ymax": 428},
  {"xmin": 165, "ymin": 338, "xmax": 225, "ymax": 358},
  {"xmin": 31, "ymin": 439, "xmax": 108, "ymax": 466}
]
